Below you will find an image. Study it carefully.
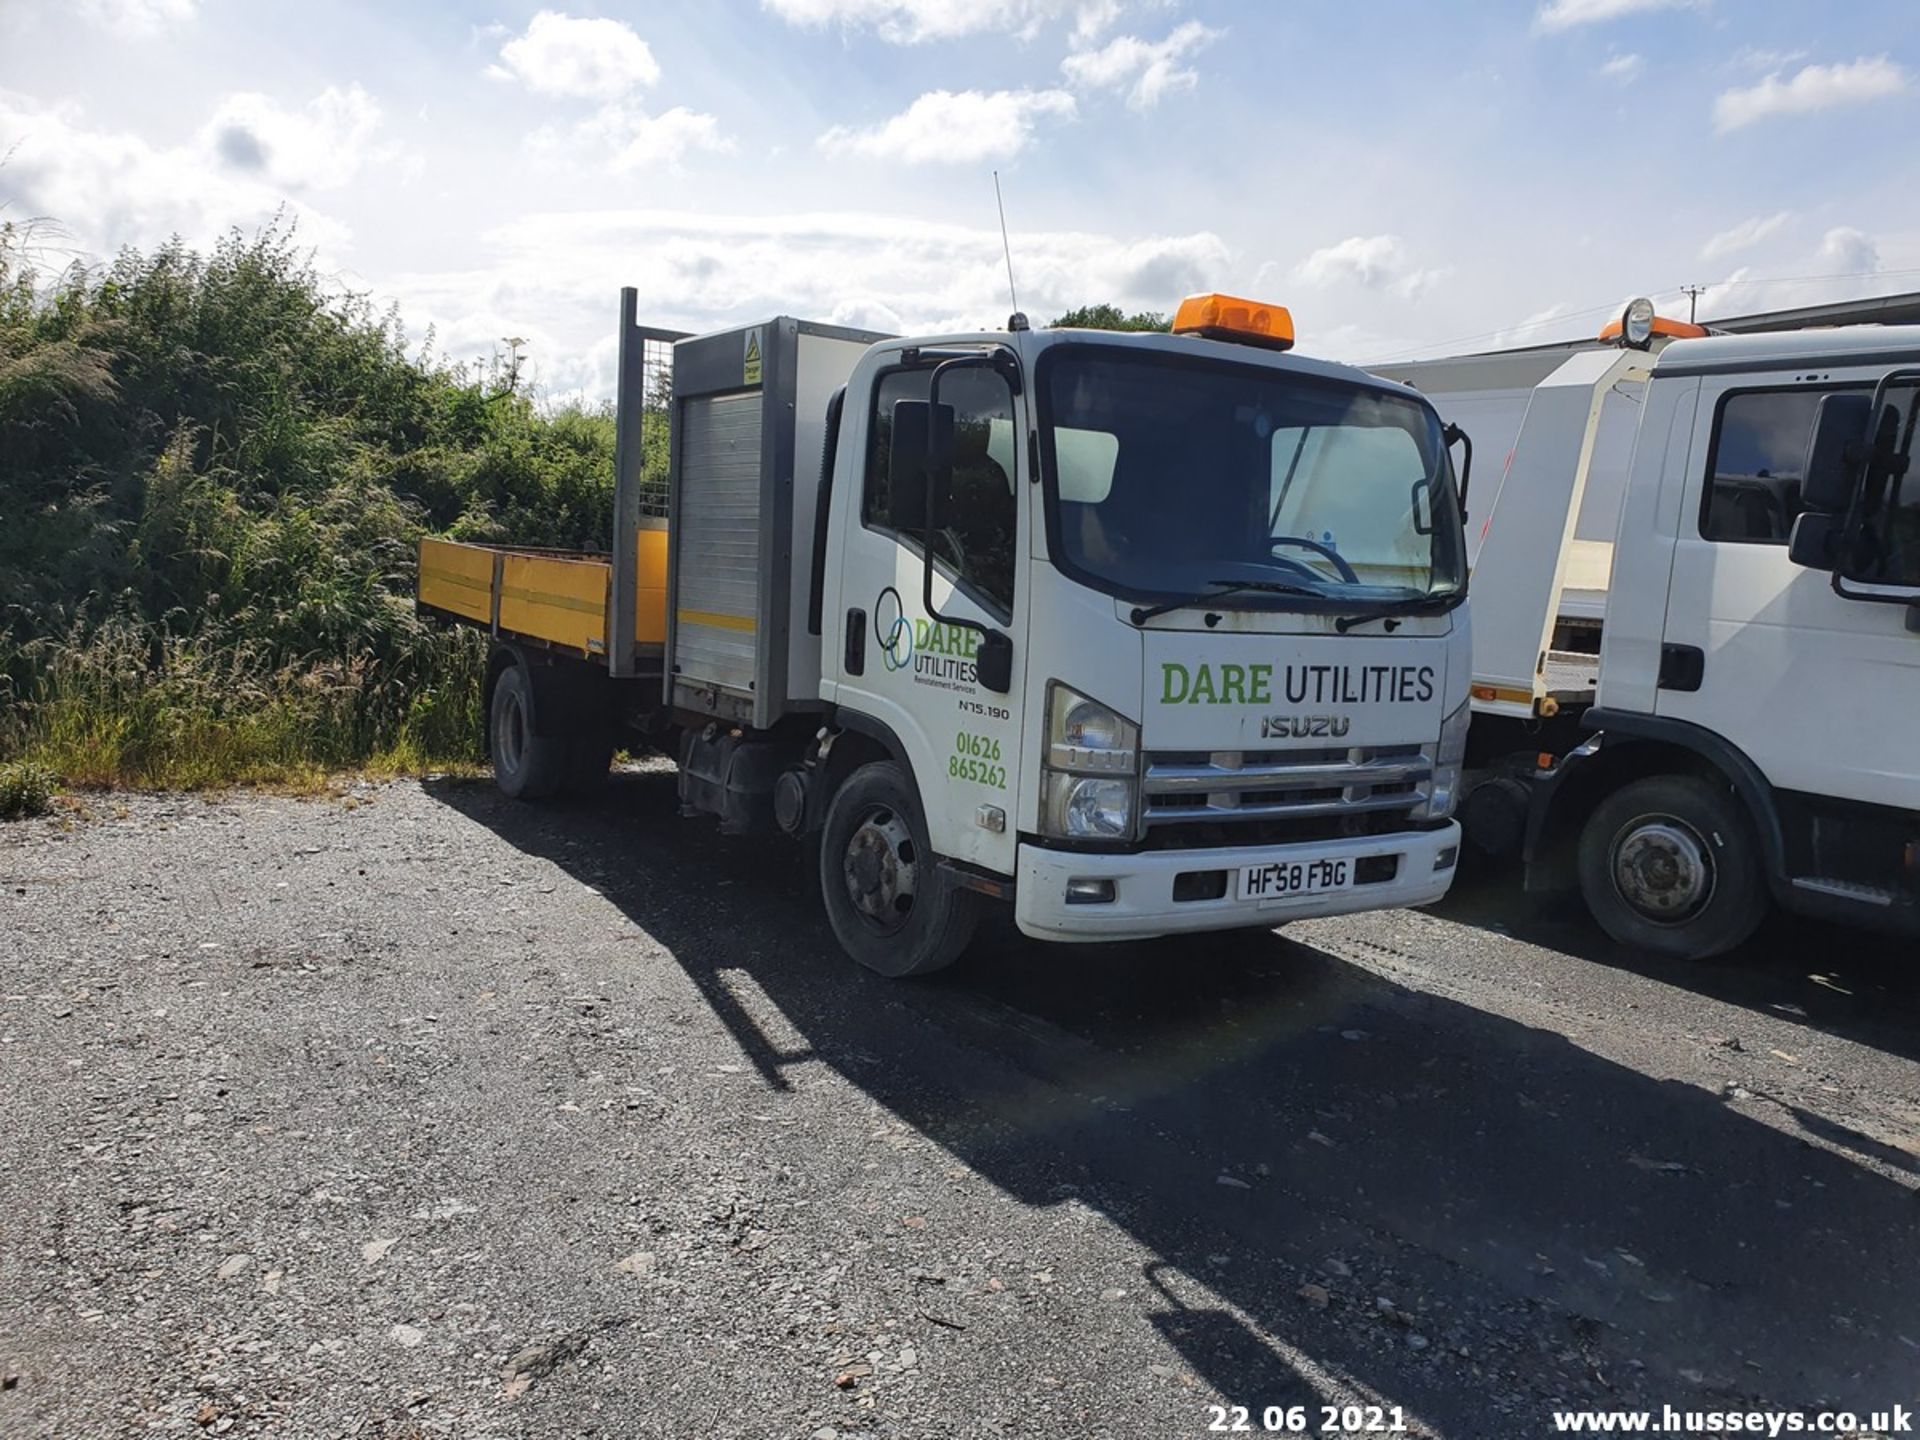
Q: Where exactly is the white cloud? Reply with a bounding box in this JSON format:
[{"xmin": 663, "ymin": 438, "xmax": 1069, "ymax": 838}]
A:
[
  {"xmin": 762, "ymin": 0, "xmax": 1105, "ymax": 44},
  {"xmin": 1061, "ymin": 21, "xmax": 1219, "ymax": 110},
  {"xmin": 1596, "ymin": 53, "xmax": 1644, "ymax": 84},
  {"xmin": 818, "ymin": 89, "xmax": 1075, "ymax": 164},
  {"xmin": 1292, "ymin": 234, "xmax": 1445, "ymax": 299},
  {"xmin": 486, "ymin": 11, "xmax": 661, "ymax": 100},
  {"xmin": 1729, "ymin": 46, "xmax": 1806, "ymax": 73},
  {"xmin": 1534, "ymin": 0, "xmax": 1691, "ymax": 33},
  {"xmin": 1699, "ymin": 210, "xmax": 1792, "ymax": 261},
  {"xmin": 1713, "ymin": 56, "xmax": 1909, "ymax": 133},
  {"xmin": 0, "ymin": 90, "xmax": 352, "ymax": 259},
  {"xmin": 1486, "ymin": 300, "xmax": 1584, "ymax": 351},
  {"xmin": 74, "ymin": 0, "xmax": 196, "ymax": 38},
  {"xmin": 1071, "ymin": 0, "xmax": 1123, "ymax": 43},
  {"xmin": 383, "ymin": 209, "xmax": 1228, "ymax": 397},
  {"xmin": 1391, "ymin": 267, "xmax": 1449, "ymax": 302},
  {"xmin": 1817, "ymin": 224, "xmax": 1879, "ymax": 276},
  {"xmin": 200, "ymin": 85, "xmax": 383, "ymax": 191},
  {"xmin": 532, "ymin": 103, "xmax": 734, "ymax": 173},
  {"xmin": 1691, "ymin": 227, "xmax": 1884, "ymax": 322}
]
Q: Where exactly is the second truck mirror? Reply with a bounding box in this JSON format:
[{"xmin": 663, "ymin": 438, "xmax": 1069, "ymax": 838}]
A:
[
  {"xmin": 975, "ymin": 630, "xmax": 1013, "ymax": 694},
  {"xmin": 1442, "ymin": 422, "xmax": 1473, "ymax": 520},
  {"xmin": 887, "ymin": 399, "xmax": 956, "ymax": 534},
  {"xmin": 1800, "ymin": 392, "xmax": 1871, "ymax": 513},
  {"xmin": 1787, "ymin": 511, "xmax": 1840, "ymax": 572}
]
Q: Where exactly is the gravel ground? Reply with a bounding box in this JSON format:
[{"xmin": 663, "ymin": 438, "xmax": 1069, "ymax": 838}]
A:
[{"xmin": 3, "ymin": 769, "xmax": 1918, "ymax": 1439}]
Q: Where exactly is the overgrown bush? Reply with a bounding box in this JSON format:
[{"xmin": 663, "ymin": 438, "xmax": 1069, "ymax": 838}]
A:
[
  {"xmin": 0, "ymin": 760, "xmax": 56, "ymax": 819},
  {"xmin": 0, "ymin": 217, "xmax": 651, "ymax": 788}
]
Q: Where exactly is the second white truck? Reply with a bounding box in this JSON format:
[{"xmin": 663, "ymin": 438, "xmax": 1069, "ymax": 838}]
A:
[{"xmin": 1377, "ymin": 301, "xmax": 1920, "ymax": 958}]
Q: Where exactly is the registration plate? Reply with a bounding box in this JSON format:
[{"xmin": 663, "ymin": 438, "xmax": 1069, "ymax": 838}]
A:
[{"xmin": 1237, "ymin": 857, "xmax": 1354, "ymax": 903}]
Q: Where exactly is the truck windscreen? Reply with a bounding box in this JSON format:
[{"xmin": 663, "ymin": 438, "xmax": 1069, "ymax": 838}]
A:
[{"xmin": 1038, "ymin": 347, "xmax": 1467, "ymax": 611}]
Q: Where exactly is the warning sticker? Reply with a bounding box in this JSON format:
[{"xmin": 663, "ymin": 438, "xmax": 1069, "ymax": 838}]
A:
[{"xmin": 743, "ymin": 329, "xmax": 763, "ymax": 386}]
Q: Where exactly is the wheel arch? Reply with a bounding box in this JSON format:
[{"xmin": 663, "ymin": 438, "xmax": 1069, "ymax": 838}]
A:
[
  {"xmin": 826, "ymin": 709, "xmax": 916, "ymax": 799},
  {"xmin": 1526, "ymin": 711, "xmax": 1788, "ymax": 900}
]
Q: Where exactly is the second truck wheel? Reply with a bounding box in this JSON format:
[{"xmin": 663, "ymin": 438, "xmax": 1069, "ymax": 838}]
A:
[{"xmin": 1576, "ymin": 774, "xmax": 1768, "ymax": 960}]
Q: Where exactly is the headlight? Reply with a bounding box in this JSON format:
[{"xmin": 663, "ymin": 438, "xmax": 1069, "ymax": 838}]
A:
[
  {"xmin": 1044, "ymin": 774, "xmax": 1134, "ymax": 839},
  {"xmin": 1418, "ymin": 695, "xmax": 1472, "ymax": 821},
  {"xmin": 1060, "ymin": 697, "xmax": 1124, "ymax": 751},
  {"xmin": 1045, "ymin": 682, "xmax": 1138, "ymax": 774},
  {"xmin": 1040, "ymin": 683, "xmax": 1141, "ymax": 840}
]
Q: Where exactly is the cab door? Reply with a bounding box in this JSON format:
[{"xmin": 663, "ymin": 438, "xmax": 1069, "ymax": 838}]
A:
[
  {"xmin": 1657, "ymin": 369, "xmax": 1920, "ymax": 813},
  {"xmin": 822, "ymin": 349, "xmax": 1029, "ymax": 874}
]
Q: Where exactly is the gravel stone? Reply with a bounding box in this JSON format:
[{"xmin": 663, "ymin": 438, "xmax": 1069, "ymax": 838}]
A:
[{"xmin": 2, "ymin": 780, "xmax": 1916, "ymax": 1437}]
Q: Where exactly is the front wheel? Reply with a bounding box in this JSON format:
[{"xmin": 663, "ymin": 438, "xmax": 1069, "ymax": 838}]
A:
[
  {"xmin": 1576, "ymin": 774, "xmax": 1767, "ymax": 959},
  {"xmin": 818, "ymin": 761, "xmax": 978, "ymax": 978}
]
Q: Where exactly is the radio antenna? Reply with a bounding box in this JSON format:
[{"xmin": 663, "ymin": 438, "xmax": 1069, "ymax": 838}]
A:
[{"xmin": 993, "ymin": 171, "xmax": 1028, "ymax": 330}]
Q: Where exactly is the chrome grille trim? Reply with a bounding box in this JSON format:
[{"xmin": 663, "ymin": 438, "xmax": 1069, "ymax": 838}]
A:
[
  {"xmin": 1144, "ymin": 755, "xmax": 1433, "ymax": 795},
  {"xmin": 1143, "ymin": 745, "xmax": 1433, "ymax": 827}
]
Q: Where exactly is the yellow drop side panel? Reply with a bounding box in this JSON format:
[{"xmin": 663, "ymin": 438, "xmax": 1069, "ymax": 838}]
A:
[
  {"xmin": 634, "ymin": 524, "xmax": 669, "ymax": 647},
  {"xmin": 417, "ymin": 539, "xmax": 495, "ymax": 625},
  {"xmin": 499, "ymin": 552, "xmax": 613, "ymax": 657}
]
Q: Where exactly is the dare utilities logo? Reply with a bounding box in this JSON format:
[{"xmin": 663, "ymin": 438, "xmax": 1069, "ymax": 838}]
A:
[{"xmin": 875, "ymin": 586, "xmax": 915, "ymax": 672}]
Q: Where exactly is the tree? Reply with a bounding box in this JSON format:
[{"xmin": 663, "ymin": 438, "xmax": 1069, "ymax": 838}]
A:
[{"xmin": 1047, "ymin": 303, "xmax": 1170, "ymax": 333}]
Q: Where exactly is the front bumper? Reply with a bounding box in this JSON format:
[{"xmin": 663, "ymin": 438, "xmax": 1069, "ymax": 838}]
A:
[{"xmin": 1013, "ymin": 823, "xmax": 1462, "ymax": 942}]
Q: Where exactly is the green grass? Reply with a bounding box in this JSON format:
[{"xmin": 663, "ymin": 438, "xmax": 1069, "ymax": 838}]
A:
[
  {"xmin": 0, "ymin": 759, "xmax": 57, "ymax": 819},
  {"xmin": 6, "ymin": 615, "xmax": 489, "ymax": 791}
]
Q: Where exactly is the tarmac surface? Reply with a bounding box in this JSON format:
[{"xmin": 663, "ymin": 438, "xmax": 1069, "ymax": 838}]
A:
[{"xmin": 3, "ymin": 769, "xmax": 1917, "ymax": 1439}]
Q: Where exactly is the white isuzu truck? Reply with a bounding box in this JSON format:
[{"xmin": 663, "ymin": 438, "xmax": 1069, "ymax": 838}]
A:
[
  {"xmin": 1375, "ymin": 301, "xmax": 1920, "ymax": 959},
  {"xmin": 420, "ymin": 292, "xmax": 1473, "ymax": 975}
]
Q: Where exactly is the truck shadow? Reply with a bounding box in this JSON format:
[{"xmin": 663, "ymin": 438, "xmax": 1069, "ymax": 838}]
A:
[
  {"xmin": 1431, "ymin": 860, "xmax": 1920, "ymax": 1067},
  {"xmin": 427, "ymin": 770, "xmax": 1920, "ymax": 1430}
]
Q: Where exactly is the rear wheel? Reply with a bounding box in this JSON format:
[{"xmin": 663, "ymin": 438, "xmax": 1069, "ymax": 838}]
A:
[
  {"xmin": 489, "ymin": 663, "xmax": 567, "ymax": 801},
  {"xmin": 1576, "ymin": 774, "xmax": 1767, "ymax": 959},
  {"xmin": 819, "ymin": 761, "xmax": 978, "ymax": 978}
]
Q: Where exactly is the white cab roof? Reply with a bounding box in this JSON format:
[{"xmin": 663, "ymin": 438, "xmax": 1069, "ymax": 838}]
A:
[
  {"xmin": 898, "ymin": 325, "xmax": 1424, "ymax": 402},
  {"xmin": 1653, "ymin": 323, "xmax": 1920, "ymax": 372}
]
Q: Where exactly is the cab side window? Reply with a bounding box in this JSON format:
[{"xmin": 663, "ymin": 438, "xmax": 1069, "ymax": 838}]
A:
[
  {"xmin": 1701, "ymin": 388, "xmax": 1842, "ymax": 544},
  {"xmin": 864, "ymin": 366, "xmax": 1018, "ymax": 617}
]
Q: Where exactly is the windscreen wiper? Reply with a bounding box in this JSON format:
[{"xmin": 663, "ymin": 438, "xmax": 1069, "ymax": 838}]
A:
[
  {"xmin": 1333, "ymin": 594, "xmax": 1457, "ymax": 634},
  {"xmin": 1129, "ymin": 578, "xmax": 1323, "ymax": 626}
]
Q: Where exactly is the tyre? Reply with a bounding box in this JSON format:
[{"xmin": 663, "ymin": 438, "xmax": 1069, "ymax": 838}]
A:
[
  {"xmin": 489, "ymin": 663, "xmax": 567, "ymax": 801},
  {"xmin": 818, "ymin": 761, "xmax": 978, "ymax": 977},
  {"xmin": 1576, "ymin": 774, "xmax": 1767, "ymax": 959}
]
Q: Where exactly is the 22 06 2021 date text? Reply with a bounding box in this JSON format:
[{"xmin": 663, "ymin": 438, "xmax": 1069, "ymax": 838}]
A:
[{"xmin": 1207, "ymin": 1404, "xmax": 1407, "ymax": 1434}]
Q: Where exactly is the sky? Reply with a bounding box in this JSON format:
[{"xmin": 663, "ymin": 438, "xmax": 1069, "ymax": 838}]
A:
[{"xmin": 2, "ymin": 0, "xmax": 1918, "ymax": 398}]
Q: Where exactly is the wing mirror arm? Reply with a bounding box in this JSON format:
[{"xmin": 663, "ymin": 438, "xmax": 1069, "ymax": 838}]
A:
[{"xmin": 1442, "ymin": 422, "xmax": 1472, "ymax": 520}]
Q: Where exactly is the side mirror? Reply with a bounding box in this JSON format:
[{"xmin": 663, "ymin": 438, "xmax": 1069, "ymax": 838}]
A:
[
  {"xmin": 1442, "ymin": 421, "xmax": 1472, "ymax": 520},
  {"xmin": 1787, "ymin": 511, "xmax": 1840, "ymax": 572},
  {"xmin": 975, "ymin": 629, "xmax": 1013, "ymax": 694},
  {"xmin": 1410, "ymin": 479, "xmax": 1434, "ymax": 536},
  {"xmin": 1800, "ymin": 392, "xmax": 1871, "ymax": 513},
  {"xmin": 886, "ymin": 399, "xmax": 955, "ymax": 535}
]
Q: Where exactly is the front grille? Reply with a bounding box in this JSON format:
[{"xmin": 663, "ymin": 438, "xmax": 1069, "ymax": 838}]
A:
[
  {"xmin": 1143, "ymin": 744, "xmax": 1432, "ymax": 833},
  {"xmin": 1138, "ymin": 810, "xmax": 1448, "ymax": 851}
]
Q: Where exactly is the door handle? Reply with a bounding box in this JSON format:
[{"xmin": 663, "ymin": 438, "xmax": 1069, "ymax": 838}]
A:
[
  {"xmin": 1658, "ymin": 643, "xmax": 1704, "ymax": 692},
  {"xmin": 845, "ymin": 608, "xmax": 866, "ymax": 675}
]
